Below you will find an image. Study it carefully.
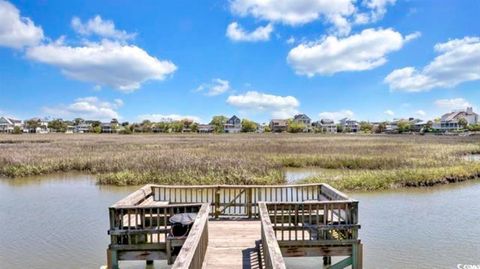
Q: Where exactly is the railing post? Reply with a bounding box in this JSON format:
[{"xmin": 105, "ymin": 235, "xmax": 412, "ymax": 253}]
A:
[
  {"xmin": 215, "ymin": 187, "xmax": 220, "ymax": 219},
  {"xmin": 107, "ymin": 249, "xmax": 118, "ymax": 269},
  {"xmin": 246, "ymin": 188, "xmax": 252, "ymax": 218}
]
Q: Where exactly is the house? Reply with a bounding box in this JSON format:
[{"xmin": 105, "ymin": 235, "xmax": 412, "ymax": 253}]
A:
[
  {"xmin": 224, "ymin": 115, "xmax": 242, "ymax": 133},
  {"xmin": 269, "ymin": 119, "xmax": 288, "ymax": 133},
  {"xmin": 74, "ymin": 123, "xmax": 92, "ymax": 133},
  {"xmin": 293, "ymin": 114, "xmax": 312, "ymax": 132},
  {"xmin": 197, "ymin": 124, "xmax": 215, "ymax": 133},
  {"xmin": 339, "ymin": 118, "xmax": 359, "ymax": 133},
  {"xmin": 313, "ymin": 119, "xmax": 337, "ymax": 133},
  {"xmin": 0, "ymin": 117, "xmax": 22, "ymax": 133},
  {"xmin": 101, "ymin": 122, "xmax": 118, "ymax": 133},
  {"xmin": 24, "ymin": 117, "xmax": 49, "ymax": 133},
  {"xmin": 437, "ymin": 107, "xmax": 478, "ymax": 131}
]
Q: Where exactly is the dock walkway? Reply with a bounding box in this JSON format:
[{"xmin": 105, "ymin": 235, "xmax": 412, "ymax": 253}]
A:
[{"xmin": 203, "ymin": 220, "xmax": 262, "ymax": 269}]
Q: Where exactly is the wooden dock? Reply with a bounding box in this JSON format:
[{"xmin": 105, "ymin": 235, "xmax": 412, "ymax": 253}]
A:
[
  {"xmin": 203, "ymin": 220, "xmax": 261, "ymax": 269},
  {"xmin": 106, "ymin": 183, "xmax": 362, "ymax": 269}
]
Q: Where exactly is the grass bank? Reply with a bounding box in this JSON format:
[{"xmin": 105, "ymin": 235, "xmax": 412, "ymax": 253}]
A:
[{"xmin": 0, "ymin": 133, "xmax": 479, "ymax": 190}]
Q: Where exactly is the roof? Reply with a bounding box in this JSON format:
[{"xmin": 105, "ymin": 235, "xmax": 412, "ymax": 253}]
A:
[
  {"xmin": 270, "ymin": 119, "xmax": 288, "ymax": 126},
  {"xmin": 226, "ymin": 115, "xmax": 240, "ymax": 124},
  {"xmin": 320, "ymin": 119, "xmax": 334, "ymax": 124},
  {"xmin": 293, "ymin": 114, "xmax": 311, "ymax": 121}
]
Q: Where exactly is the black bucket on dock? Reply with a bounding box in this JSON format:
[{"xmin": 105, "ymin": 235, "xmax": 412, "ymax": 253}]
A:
[{"xmin": 169, "ymin": 213, "xmax": 197, "ymax": 237}]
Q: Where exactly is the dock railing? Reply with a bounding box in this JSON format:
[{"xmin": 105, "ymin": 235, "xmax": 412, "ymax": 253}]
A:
[
  {"xmin": 259, "ymin": 202, "xmax": 287, "ymax": 269},
  {"xmin": 150, "ymin": 183, "xmax": 344, "ymax": 218},
  {"xmin": 262, "ymin": 198, "xmax": 362, "ymax": 269},
  {"xmin": 171, "ymin": 204, "xmax": 210, "ymax": 269}
]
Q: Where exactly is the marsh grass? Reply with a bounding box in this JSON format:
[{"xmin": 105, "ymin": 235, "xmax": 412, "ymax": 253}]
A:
[{"xmin": 0, "ymin": 133, "xmax": 479, "ymax": 190}]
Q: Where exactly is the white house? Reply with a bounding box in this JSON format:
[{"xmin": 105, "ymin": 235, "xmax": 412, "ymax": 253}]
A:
[
  {"xmin": 224, "ymin": 115, "xmax": 242, "ymax": 133},
  {"xmin": 293, "ymin": 114, "xmax": 312, "ymax": 132},
  {"xmin": 339, "ymin": 118, "xmax": 359, "ymax": 133},
  {"xmin": 313, "ymin": 119, "xmax": 337, "ymax": 133},
  {"xmin": 0, "ymin": 117, "xmax": 22, "ymax": 133},
  {"xmin": 437, "ymin": 107, "xmax": 478, "ymax": 131}
]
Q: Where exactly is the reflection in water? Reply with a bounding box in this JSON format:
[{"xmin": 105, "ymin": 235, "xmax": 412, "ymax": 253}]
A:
[{"xmin": 1, "ymin": 174, "xmax": 479, "ymax": 269}]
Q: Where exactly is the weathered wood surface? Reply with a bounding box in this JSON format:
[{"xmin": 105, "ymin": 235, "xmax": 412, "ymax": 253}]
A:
[
  {"xmin": 172, "ymin": 204, "xmax": 210, "ymax": 269},
  {"xmin": 259, "ymin": 203, "xmax": 287, "ymax": 269},
  {"xmin": 202, "ymin": 220, "xmax": 262, "ymax": 269}
]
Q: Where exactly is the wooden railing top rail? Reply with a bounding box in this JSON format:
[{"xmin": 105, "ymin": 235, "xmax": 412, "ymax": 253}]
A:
[
  {"xmin": 263, "ymin": 200, "xmax": 358, "ymax": 205},
  {"xmin": 150, "ymin": 183, "xmax": 324, "ymax": 189},
  {"xmin": 172, "ymin": 203, "xmax": 210, "ymax": 269},
  {"xmin": 111, "ymin": 203, "xmax": 205, "ymax": 210},
  {"xmin": 321, "ymin": 183, "xmax": 351, "ymax": 201},
  {"xmin": 259, "ymin": 202, "xmax": 287, "ymax": 269},
  {"xmin": 111, "ymin": 184, "xmax": 153, "ymax": 207}
]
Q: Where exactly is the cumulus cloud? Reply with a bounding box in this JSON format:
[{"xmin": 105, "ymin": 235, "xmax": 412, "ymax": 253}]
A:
[
  {"xmin": 358, "ymin": 0, "xmax": 396, "ymax": 24},
  {"xmin": 384, "ymin": 109, "xmax": 394, "ymax": 116},
  {"xmin": 137, "ymin": 114, "xmax": 201, "ymax": 123},
  {"xmin": 26, "ymin": 39, "xmax": 177, "ymax": 92},
  {"xmin": 71, "ymin": 15, "xmax": 136, "ymax": 41},
  {"xmin": 195, "ymin": 79, "xmax": 231, "ymax": 96},
  {"xmin": 318, "ymin": 110, "xmax": 354, "ymax": 121},
  {"xmin": 226, "ymin": 91, "xmax": 300, "ymax": 119},
  {"xmin": 43, "ymin": 97, "xmax": 123, "ymax": 120},
  {"xmin": 230, "ymin": 0, "xmax": 355, "ymax": 34},
  {"xmin": 288, "ymin": 28, "xmax": 418, "ymax": 76},
  {"xmin": 226, "ymin": 22, "xmax": 273, "ymax": 42},
  {"xmin": 434, "ymin": 98, "xmax": 472, "ymax": 110},
  {"xmin": 385, "ymin": 37, "xmax": 480, "ymax": 92},
  {"xmin": 0, "ymin": 0, "xmax": 43, "ymax": 49},
  {"xmin": 229, "ymin": 0, "xmax": 398, "ymax": 36}
]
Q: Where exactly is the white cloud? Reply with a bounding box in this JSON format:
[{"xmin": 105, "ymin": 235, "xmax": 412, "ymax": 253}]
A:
[
  {"xmin": 286, "ymin": 36, "xmax": 296, "ymax": 44},
  {"xmin": 226, "ymin": 91, "xmax": 299, "ymax": 119},
  {"xmin": 71, "ymin": 15, "xmax": 136, "ymax": 41},
  {"xmin": 0, "ymin": 0, "xmax": 43, "ymax": 49},
  {"xmin": 385, "ymin": 37, "xmax": 480, "ymax": 92},
  {"xmin": 26, "ymin": 39, "xmax": 177, "ymax": 92},
  {"xmin": 384, "ymin": 109, "xmax": 394, "ymax": 116},
  {"xmin": 360, "ymin": 0, "xmax": 396, "ymax": 23},
  {"xmin": 226, "ymin": 22, "xmax": 273, "ymax": 42},
  {"xmin": 137, "ymin": 114, "xmax": 201, "ymax": 123},
  {"xmin": 415, "ymin": 110, "xmax": 426, "ymax": 117},
  {"xmin": 195, "ymin": 79, "xmax": 231, "ymax": 96},
  {"xmin": 318, "ymin": 110, "xmax": 354, "ymax": 121},
  {"xmin": 229, "ymin": 0, "xmax": 397, "ymax": 36},
  {"xmin": 434, "ymin": 98, "xmax": 472, "ymax": 110},
  {"xmin": 230, "ymin": 0, "xmax": 356, "ymax": 34},
  {"xmin": 287, "ymin": 28, "xmax": 417, "ymax": 76},
  {"xmin": 43, "ymin": 97, "xmax": 123, "ymax": 121}
]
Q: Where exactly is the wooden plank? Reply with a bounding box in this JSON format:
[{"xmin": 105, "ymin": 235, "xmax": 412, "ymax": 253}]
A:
[
  {"xmin": 259, "ymin": 203, "xmax": 287, "ymax": 269},
  {"xmin": 203, "ymin": 220, "xmax": 262, "ymax": 269},
  {"xmin": 171, "ymin": 203, "xmax": 210, "ymax": 269}
]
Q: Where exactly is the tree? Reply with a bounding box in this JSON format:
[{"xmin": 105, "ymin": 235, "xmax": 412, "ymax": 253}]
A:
[
  {"xmin": 48, "ymin": 119, "xmax": 67, "ymax": 133},
  {"xmin": 359, "ymin": 121, "xmax": 373, "ymax": 133},
  {"xmin": 241, "ymin": 119, "xmax": 257, "ymax": 132},
  {"xmin": 121, "ymin": 121, "xmax": 129, "ymax": 127},
  {"xmin": 73, "ymin": 118, "xmax": 84, "ymax": 125},
  {"xmin": 209, "ymin": 115, "xmax": 228, "ymax": 133},
  {"xmin": 92, "ymin": 126, "xmax": 101, "ymax": 133},
  {"xmin": 13, "ymin": 126, "xmax": 22, "ymax": 134},
  {"xmin": 111, "ymin": 118, "xmax": 119, "ymax": 124},
  {"xmin": 375, "ymin": 122, "xmax": 387, "ymax": 133},
  {"xmin": 337, "ymin": 124, "xmax": 344, "ymax": 133},
  {"xmin": 458, "ymin": 117, "xmax": 468, "ymax": 129},
  {"xmin": 287, "ymin": 120, "xmax": 305, "ymax": 133},
  {"xmin": 25, "ymin": 119, "xmax": 40, "ymax": 133},
  {"xmin": 397, "ymin": 120, "xmax": 411, "ymax": 133}
]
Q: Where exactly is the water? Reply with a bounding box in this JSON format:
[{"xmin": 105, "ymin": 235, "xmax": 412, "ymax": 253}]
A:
[
  {"xmin": 0, "ymin": 174, "xmax": 169, "ymax": 269},
  {"xmin": 464, "ymin": 154, "xmax": 480, "ymax": 162},
  {"xmin": 1, "ymin": 174, "xmax": 480, "ymax": 269}
]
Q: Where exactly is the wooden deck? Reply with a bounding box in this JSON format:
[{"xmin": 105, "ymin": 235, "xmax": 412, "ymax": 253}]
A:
[
  {"xmin": 203, "ymin": 220, "xmax": 262, "ymax": 269},
  {"xmin": 107, "ymin": 183, "xmax": 362, "ymax": 269}
]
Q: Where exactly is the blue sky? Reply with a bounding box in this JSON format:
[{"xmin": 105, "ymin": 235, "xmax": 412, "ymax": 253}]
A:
[{"xmin": 0, "ymin": 0, "xmax": 479, "ymax": 123}]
